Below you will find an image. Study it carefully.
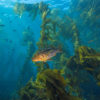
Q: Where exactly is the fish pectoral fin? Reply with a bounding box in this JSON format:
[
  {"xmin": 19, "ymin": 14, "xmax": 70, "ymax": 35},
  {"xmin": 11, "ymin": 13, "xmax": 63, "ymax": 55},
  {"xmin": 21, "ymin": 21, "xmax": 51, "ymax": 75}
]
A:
[{"xmin": 43, "ymin": 61, "xmax": 47, "ymax": 62}]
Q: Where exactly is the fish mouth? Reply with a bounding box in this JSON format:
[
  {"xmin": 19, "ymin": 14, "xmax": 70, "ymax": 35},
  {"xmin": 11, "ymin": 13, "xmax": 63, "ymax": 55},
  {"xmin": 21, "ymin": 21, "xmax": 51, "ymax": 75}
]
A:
[
  {"xmin": 32, "ymin": 60, "xmax": 37, "ymax": 62},
  {"xmin": 32, "ymin": 58, "xmax": 40, "ymax": 62}
]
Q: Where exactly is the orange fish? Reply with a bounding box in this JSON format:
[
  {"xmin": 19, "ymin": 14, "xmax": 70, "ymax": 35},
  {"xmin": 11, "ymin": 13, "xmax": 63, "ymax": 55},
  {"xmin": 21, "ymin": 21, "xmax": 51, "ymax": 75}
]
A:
[{"xmin": 32, "ymin": 48, "xmax": 61, "ymax": 62}]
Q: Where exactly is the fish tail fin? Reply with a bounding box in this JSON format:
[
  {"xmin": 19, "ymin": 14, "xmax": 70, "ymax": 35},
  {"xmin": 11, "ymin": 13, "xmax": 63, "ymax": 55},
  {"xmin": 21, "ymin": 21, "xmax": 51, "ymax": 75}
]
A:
[
  {"xmin": 56, "ymin": 48, "xmax": 63, "ymax": 53},
  {"xmin": 57, "ymin": 45, "xmax": 63, "ymax": 53}
]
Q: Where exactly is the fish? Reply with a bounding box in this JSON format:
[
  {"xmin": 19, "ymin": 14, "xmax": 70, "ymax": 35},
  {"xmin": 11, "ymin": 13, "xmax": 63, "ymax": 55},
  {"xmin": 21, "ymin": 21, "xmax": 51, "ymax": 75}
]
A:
[
  {"xmin": 0, "ymin": 24, "xmax": 5, "ymax": 27},
  {"xmin": 32, "ymin": 48, "xmax": 62, "ymax": 62},
  {"xmin": 9, "ymin": 20, "xmax": 13, "ymax": 23},
  {"xmin": 2, "ymin": 38, "xmax": 13, "ymax": 43},
  {"xmin": 88, "ymin": 38, "xmax": 97, "ymax": 43},
  {"xmin": 12, "ymin": 29, "xmax": 17, "ymax": 32}
]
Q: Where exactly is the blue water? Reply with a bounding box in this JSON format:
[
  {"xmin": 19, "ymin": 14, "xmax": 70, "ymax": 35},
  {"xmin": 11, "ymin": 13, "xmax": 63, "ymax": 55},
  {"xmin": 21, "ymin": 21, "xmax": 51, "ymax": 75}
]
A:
[{"xmin": 0, "ymin": 0, "xmax": 100, "ymax": 100}]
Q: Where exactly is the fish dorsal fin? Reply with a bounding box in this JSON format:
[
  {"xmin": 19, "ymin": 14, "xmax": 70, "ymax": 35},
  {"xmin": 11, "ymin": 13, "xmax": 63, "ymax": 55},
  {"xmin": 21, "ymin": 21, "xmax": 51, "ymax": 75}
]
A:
[{"xmin": 39, "ymin": 48, "xmax": 52, "ymax": 53}]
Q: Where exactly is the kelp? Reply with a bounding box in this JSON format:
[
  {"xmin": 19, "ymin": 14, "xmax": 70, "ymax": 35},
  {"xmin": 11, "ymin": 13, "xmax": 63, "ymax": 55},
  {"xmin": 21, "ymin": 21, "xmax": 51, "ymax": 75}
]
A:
[
  {"xmin": 22, "ymin": 28, "xmax": 34, "ymax": 46},
  {"xmin": 13, "ymin": 1, "xmax": 100, "ymax": 100},
  {"xmin": 14, "ymin": 2, "xmax": 50, "ymax": 20},
  {"xmin": 70, "ymin": 0, "xmax": 100, "ymax": 50},
  {"xmin": 36, "ymin": 69, "xmax": 82, "ymax": 100},
  {"xmin": 14, "ymin": 2, "xmax": 81, "ymax": 51},
  {"xmin": 67, "ymin": 46, "xmax": 100, "ymax": 87},
  {"xmin": 58, "ymin": 15, "xmax": 81, "ymax": 49},
  {"xmin": 14, "ymin": 3, "xmax": 26, "ymax": 17},
  {"xmin": 19, "ymin": 69, "xmax": 82, "ymax": 100},
  {"xmin": 19, "ymin": 78, "xmax": 47, "ymax": 100},
  {"xmin": 75, "ymin": 46, "xmax": 100, "ymax": 67},
  {"xmin": 14, "ymin": 3, "xmax": 82, "ymax": 97},
  {"xmin": 17, "ymin": 28, "xmax": 35, "ymax": 88}
]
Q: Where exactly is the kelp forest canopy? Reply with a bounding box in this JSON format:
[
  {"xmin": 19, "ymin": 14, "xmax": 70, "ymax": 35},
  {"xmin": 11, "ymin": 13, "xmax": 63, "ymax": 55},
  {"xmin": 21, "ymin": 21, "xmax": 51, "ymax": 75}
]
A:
[{"xmin": 13, "ymin": 0, "xmax": 100, "ymax": 100}]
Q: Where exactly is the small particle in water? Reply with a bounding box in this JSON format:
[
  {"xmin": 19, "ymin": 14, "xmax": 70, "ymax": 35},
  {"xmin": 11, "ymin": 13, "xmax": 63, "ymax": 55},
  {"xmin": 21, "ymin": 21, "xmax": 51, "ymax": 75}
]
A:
[
  {"xmin": 0, "ymin": 24, "xmax": 5, "ymax": 27},
  {"xmin": 12, "ymin": 29, "xmax": 17, "ymax": 32}
]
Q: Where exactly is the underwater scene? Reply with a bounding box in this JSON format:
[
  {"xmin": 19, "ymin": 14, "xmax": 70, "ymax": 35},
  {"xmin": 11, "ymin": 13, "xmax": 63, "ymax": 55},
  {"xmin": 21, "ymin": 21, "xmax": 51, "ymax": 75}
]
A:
[{"xmin": 0, "ymin": 0, "xmax": 100, "ymax": 100}]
